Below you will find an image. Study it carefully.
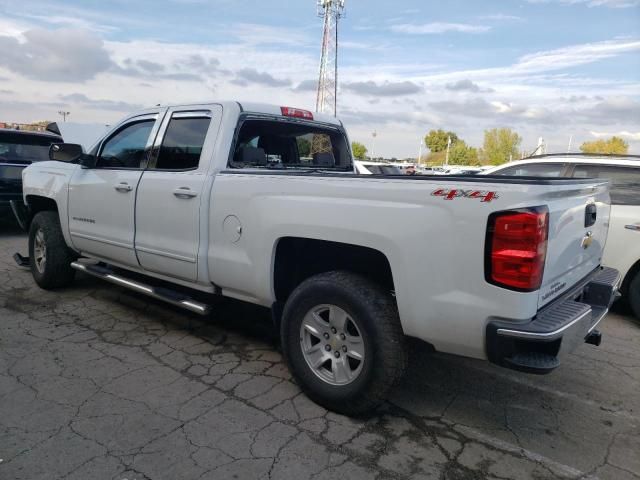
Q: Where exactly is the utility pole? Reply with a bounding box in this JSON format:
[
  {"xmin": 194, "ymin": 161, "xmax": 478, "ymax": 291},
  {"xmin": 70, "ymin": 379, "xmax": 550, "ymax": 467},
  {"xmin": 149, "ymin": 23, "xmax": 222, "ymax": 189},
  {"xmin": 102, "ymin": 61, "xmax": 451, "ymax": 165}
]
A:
[
  {"xmin": 567, "ymin": 135, "xmax": 573, "ymax": 153},
  {"xmin": 58, "ymin": 111, "xmax": 70, "ymax": 122},
  {"xmin": 417, "ymin": 137, "xmax": 423, "ymax": 164}
]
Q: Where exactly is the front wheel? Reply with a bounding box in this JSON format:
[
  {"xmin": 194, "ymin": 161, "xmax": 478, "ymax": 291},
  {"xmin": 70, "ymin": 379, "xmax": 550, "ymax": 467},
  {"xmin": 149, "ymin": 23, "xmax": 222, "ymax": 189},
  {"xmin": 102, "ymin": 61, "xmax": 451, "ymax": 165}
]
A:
[
  {"xmin": 29, "ymin": 211, "xmax": 76, "ymax": 289},
  {"xmin": 281, "ymin": 271, "xmax": 407, "ymax": 416}
]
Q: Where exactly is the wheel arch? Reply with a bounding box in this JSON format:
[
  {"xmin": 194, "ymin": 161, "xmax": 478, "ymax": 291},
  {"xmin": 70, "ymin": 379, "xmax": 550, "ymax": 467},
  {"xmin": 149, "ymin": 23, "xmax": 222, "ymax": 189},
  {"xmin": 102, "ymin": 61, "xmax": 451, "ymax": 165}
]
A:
[
  {"xmin": 20, "ymin": 195, "xmax": 59, "ymax": 230},
  {"xmin": 621, "ymin": 258, "xmax": 640, "ymax": 297},
  {"xmin": 272, "ymin": 237, "xmax": 396, "ymax": 305}
]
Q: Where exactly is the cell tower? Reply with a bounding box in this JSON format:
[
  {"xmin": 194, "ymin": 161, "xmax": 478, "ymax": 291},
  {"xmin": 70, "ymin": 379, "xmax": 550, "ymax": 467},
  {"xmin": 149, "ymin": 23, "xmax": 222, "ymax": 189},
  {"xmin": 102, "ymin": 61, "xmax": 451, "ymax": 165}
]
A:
[{"xmin": 315, "ymin": 0, "xmax": 345, "ymax": 116}]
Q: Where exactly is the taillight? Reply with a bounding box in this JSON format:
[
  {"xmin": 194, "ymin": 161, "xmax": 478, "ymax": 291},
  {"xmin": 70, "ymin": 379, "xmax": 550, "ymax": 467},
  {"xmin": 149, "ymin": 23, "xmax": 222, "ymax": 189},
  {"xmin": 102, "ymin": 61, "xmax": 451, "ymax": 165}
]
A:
[
  {"xmin": 485, "ymin": 207, "xmax": 549, "ymax": 292},
  {"xmin": 281, "ymin": 107, "xmax": 314, "ymax": 120}
]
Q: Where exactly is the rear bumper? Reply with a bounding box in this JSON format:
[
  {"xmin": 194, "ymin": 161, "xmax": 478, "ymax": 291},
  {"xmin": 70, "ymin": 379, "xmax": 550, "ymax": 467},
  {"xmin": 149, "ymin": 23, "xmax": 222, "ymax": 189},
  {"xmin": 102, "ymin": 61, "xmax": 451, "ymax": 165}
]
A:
[{"xmin": 486, "ymin": 266, "xmax": 621, "ymax": 374}]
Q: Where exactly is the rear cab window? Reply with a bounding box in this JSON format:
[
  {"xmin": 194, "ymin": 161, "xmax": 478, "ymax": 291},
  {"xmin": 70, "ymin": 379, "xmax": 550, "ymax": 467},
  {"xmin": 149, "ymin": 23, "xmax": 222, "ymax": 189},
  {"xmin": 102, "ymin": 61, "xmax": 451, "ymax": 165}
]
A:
[
  {"xmin": 572, "ymin": 164, "xmax": 640, "ymax": 206},
  {"xmin": 229, "ymin": 117, "xmax": 352, "ymax": 172}
]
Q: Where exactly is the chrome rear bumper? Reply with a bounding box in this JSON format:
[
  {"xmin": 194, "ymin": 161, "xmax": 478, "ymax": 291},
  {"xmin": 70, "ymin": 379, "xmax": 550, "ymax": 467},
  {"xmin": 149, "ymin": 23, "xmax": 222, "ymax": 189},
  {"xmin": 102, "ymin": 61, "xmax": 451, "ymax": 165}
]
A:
[{"xmin": 486, "ymin": 266, "xmax": 621, "ymax": 374}]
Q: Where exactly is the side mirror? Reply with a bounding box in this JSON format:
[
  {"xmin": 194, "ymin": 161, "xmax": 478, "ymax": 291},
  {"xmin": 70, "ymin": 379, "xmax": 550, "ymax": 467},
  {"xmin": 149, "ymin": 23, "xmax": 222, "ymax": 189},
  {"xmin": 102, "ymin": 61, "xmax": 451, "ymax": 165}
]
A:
[{"xmin": 49, "ymin": 143, "xmax": 83, "ymax": 163}]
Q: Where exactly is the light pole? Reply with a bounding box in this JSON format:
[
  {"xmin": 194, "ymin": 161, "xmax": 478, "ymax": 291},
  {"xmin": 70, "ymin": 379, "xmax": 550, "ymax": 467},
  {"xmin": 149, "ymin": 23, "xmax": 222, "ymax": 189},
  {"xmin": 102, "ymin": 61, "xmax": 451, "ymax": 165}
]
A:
[
  {"xmin": 58, "ymin": 111, "xmax": 70, "ymax": 122},
  {"xmin": 417, "ymin": 136, "xmax": 424, "ymax": 164},
  {"xmin": 444, "ymin": 135, "xmax": 451, "ymax": 166},
  {"xmin": 371, "ymin": 130, "xmax": 377, "ymax": 160}
]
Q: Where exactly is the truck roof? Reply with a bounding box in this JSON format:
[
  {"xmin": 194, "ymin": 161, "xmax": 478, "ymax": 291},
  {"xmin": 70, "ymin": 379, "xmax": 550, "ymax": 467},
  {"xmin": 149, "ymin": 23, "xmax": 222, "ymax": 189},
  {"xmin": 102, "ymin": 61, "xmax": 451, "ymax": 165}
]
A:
[{"xmin": 138, "ymin": 101, "xmax": 343, "ymax": 127}]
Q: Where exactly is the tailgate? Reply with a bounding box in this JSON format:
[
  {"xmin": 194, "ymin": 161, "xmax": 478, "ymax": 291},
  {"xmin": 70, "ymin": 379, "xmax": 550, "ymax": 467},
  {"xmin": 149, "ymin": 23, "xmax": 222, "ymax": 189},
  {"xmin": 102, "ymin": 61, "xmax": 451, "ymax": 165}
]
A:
[{"xmin": 538, "ymin": 180, "xmax": 610, "ymax": 308}]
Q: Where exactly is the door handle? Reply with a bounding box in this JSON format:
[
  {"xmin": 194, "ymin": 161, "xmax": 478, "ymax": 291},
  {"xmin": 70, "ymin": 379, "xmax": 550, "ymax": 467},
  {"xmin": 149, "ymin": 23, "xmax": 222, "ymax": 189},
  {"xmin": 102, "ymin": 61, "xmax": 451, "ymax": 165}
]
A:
[
  {"xmin": 173, "ymin": 187, "xmax": 198, "ymax": 199},
  {"xmin": 624, "ymin": 224, "xmax": 640, "ymax": 232},
  {"xmin": 114, "ymin": 182, "xmax": 133, "ymax": 192}
]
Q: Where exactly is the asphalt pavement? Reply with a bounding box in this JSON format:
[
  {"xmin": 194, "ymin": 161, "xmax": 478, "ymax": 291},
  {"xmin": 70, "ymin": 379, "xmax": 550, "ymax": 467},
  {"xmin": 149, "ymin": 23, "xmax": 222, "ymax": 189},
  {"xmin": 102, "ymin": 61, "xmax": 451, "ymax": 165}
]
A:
[{"xmin": 1, "ymin": 221, "xmax": 638, "ymax": 480}]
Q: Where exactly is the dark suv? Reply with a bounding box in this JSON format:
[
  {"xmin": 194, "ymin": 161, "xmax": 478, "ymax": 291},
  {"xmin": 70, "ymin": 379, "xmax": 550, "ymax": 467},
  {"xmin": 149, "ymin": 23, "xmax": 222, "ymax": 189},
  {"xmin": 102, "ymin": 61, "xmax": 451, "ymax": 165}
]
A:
[{"xmin": 0, "ymin": 129, "xmax": 63, "ymax": 218}]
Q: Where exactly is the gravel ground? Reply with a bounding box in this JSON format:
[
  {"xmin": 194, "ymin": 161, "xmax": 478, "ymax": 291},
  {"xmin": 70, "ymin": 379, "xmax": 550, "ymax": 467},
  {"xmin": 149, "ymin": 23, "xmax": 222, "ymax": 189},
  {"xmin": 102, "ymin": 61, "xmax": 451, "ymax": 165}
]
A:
[{"xmin": 1, "ymin": 222, "xmax": 639, "ymax": 480}]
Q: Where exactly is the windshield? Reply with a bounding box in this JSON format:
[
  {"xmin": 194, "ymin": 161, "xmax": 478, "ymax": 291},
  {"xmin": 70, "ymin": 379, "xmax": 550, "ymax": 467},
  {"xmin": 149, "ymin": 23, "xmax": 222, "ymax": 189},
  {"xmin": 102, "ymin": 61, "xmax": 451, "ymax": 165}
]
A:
[{"xmin": 0, "ymin": 133, "xmax": 60, "ymax": 163}]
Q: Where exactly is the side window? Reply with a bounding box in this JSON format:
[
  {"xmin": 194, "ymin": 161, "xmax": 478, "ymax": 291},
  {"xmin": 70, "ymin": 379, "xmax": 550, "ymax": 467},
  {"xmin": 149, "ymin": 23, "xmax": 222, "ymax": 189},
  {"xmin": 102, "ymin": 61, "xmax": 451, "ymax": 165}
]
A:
[
  {"xmin": 154, "ymin": 117, "xmax": 211, "ymax": 170},
  {"xmin": 494, "ymin": 163, "xmax": 565, "ymax": 177},
  {"xmin": 572, "ymin": 165, "xmax": 640, "ymax": 206},
  {"xmin": 97, "ymin": 120, "xmax": 154, "ymax": 169}
]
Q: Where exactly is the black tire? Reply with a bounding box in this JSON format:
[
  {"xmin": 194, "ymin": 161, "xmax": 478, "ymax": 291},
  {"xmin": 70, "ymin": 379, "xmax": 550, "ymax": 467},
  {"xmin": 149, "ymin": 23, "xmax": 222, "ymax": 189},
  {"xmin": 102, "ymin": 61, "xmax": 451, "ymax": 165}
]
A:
[
  {"xmin": 628, "ymin": 271, "xmax": 640, "ymax": 321},
  {"xmin": 281, "ymin": 271, "xmax": 407, "ymax": 416},
  {"xmin": 28, "ymin": 211, "xmax": 76, "ymax": 289}
]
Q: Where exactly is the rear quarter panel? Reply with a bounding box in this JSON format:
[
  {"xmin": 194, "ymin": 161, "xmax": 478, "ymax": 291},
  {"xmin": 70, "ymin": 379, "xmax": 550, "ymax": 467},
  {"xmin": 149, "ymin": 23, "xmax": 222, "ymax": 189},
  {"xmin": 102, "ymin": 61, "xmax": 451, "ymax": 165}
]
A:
[{"xmin": 208, "ymin": 174, "xmax": 602, "ymax": 359}]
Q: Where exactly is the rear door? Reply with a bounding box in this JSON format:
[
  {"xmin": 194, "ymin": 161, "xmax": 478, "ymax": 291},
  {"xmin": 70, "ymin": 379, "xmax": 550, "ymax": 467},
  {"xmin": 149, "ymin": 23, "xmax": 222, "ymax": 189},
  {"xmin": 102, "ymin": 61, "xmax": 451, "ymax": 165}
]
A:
[
  {"xmin": 570, "ymin": 164, "xmax": 640, "ymax": 279},
  {"xmin": 67, "ymin": 113, "xmax": 163, "ymax": 265},
  {"xmin": 134, "ymin": 106, "xmax": 220, "ymax": 281}
]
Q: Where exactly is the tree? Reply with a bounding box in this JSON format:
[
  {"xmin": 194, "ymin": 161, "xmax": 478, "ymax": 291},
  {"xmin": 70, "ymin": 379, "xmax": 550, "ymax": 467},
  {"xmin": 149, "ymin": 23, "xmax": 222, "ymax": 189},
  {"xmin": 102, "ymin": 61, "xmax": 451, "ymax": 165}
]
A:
[
  {"xmin": 481, "ymin": 128, "xmax": 522, "ymax": 165},
  {"xmin": 297, "ymin": 137, "xmax": 311, "ymax": 157},
  {"xmin": 448, "ymin": 141, "xmax": 479, "ymax": 165},
  {"xmin": 351, "ymin": 141, "xmax": 368, "ymax": 160},
  {"xmin": 580, "ymin": 136, "xmax": 628, "ymax": 155},
  {"xmin": 425, "ymin": 129, "xmax": 459, "ymax": 153}
]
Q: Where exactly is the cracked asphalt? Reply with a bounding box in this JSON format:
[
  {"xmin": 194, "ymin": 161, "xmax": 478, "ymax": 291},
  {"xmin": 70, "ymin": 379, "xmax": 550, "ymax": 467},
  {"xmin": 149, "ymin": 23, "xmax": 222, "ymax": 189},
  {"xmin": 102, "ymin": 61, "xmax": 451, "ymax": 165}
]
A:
[{"xmin": 1, "ymin": 222, "xmax": 639, "ymax": 480}]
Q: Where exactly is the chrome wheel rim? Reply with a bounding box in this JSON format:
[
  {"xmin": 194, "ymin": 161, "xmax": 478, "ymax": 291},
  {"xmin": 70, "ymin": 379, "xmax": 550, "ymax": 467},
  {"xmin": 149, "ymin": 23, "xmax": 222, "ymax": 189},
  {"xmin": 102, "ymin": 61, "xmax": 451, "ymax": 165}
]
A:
[
  {"xmin": 34, "ymin": 228, "xmax": 47, "ymax": 274},
  {"xmin": 299, "ymin": 304, "xmax": 365, "ymax": 386}
]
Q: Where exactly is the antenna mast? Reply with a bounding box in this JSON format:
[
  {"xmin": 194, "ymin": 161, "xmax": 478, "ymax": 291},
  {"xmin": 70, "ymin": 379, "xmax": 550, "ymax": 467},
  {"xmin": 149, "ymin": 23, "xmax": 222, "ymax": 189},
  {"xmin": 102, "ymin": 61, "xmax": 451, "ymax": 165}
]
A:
[{"xmin": 316, "ymin": 0, "xmax": 345, "ymax": 116}]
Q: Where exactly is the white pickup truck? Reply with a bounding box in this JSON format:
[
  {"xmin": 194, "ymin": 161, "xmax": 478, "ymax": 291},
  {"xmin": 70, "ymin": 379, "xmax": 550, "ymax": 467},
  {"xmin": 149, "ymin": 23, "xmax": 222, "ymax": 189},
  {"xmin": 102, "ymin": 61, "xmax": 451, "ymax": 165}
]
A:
[{"xmin": 14, "ymin": 102, "xmax": 621, "ymax": 415}]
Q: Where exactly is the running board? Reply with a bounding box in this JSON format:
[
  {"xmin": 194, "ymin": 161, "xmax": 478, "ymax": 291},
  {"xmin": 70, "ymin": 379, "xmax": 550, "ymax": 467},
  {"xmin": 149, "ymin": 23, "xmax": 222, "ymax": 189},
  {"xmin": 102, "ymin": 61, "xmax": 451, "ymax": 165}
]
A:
[{"xmin": 70, "ymin": 261, "xmax": 211, "ymax": 316}]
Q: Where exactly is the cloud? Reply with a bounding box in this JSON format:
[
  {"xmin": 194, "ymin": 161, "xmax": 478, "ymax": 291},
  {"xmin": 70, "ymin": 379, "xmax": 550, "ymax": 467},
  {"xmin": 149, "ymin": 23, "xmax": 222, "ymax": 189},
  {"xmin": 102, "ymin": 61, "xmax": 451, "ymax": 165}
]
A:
[
  {"xmin": 0, "ymin": 28, "xmax": 112, "ymax": 82},
  {"xmin": 232, "ymin": 68, "xmax": 291, "ymax": 87},
  {"xmin": 59, "ymin": 93, "xmax": 143, "ymax": 112},
  {"xmin": 479, "ymin": 14, "xmax": 524, "ymax": 21},
  {"xmin": 136, "ymin": 60, "xmax": 165, "ymax": 73},
  {"xmin": 590, "ymin": 130, "xmax": 640, "ymax": 140},
  {"xmin": 514, "ymin": 39, "xmax": 640, "ymax": 72},
  {"xmin": 390, "ymin": 22, "xmax": 491, "ymax": 34},
  {"xmin": 526, "ymin": 0, "xmax": 639, "ymax": 7},
  {"xmin": 342, "ymin": 80, "xmax": 423, "ymax": 97},
  {"xmin": 445, "ymin": 79, "xmax": 494, "ymax": 93},
  {"xmin": 293, "ymin": 80, "xmax": 318, "ymax": 92}
]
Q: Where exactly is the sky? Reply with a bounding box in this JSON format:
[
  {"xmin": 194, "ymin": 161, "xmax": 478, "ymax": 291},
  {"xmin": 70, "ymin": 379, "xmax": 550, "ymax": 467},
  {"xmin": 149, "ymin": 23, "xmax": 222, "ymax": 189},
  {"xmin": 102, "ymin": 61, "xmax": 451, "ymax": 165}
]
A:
[{"xmin": 0, "ymin": 0, "xmax": 639, "ymax": 158}]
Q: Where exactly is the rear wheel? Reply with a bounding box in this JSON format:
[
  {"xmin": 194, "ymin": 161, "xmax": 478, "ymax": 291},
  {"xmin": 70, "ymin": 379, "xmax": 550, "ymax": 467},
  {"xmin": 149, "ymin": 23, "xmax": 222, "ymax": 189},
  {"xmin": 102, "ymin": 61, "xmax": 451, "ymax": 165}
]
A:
[
  {"xmin": 29, "ymin": 211, "xmax": 76, "ymax": 289},
  {"xmin": 628, "ymin": 271, "xmax": 640, "ymax": 321},
  {"xmin": 281, "ymin": 271, "xmax": 407, "ymax": 416}
]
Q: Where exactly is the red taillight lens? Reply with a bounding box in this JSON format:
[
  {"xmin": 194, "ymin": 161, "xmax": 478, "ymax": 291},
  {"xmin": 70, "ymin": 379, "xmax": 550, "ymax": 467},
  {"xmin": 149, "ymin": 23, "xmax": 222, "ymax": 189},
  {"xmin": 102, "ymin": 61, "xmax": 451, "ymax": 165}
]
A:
[
  {"xmin": 486, "ymin": 208, "xmax": 549, "ymax": 291},
  {"xmin": 281, "ymin": 107, "xmax": 314, "ymax": 120}
]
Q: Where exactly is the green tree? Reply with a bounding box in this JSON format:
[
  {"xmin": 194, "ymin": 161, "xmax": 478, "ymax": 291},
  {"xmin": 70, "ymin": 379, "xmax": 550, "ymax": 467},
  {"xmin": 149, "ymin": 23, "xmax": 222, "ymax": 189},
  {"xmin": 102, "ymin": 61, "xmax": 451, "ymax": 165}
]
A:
[
  {"xmin": 425, "ymin": 129, "xmax": 459, "ymax": 153},
  {"xmin": 448, "ymin": 141, "xmax": 479, "ymax": 165},
  {"xmin": 580, "ymin": 136, "xmax": 628, "ymax": 155},
  {"xmin": 481, "ymin": 128, "xmax": 522, "ymax": 165},
  {"xmin": 297, "ymin": 137, "xmax": 311, "ymax": 157},
  {"xmin": 351, "ymin": 141, "xmax": 368, "ymax": 160}
]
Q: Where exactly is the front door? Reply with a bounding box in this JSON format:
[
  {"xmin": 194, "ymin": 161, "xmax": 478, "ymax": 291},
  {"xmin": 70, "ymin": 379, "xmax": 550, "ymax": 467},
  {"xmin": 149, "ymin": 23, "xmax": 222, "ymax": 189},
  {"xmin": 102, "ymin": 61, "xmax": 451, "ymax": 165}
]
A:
[
  {"xmin": 135, "ymin": 107, "xmax": 219, "ymax": 281},
  {"xmin": 67, "ymin": 113, "xmax": 162, "ymax": 266}
]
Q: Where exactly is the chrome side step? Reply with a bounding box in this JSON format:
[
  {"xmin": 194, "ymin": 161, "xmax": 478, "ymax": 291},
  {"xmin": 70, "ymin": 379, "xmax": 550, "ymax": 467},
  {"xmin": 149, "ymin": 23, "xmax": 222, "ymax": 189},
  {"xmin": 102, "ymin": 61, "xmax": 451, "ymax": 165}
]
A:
[{"xmin": 71, "ymin": 261, "xmax": 211, "ymax": 316}]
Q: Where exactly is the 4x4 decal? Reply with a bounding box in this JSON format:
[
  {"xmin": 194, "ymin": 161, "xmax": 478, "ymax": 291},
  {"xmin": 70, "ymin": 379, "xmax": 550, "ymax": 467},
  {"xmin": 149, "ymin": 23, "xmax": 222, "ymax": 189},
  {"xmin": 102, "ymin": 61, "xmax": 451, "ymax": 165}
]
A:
[{"xmin": 431, "ymin": 188, "xmax": 499, "ymax": 203}]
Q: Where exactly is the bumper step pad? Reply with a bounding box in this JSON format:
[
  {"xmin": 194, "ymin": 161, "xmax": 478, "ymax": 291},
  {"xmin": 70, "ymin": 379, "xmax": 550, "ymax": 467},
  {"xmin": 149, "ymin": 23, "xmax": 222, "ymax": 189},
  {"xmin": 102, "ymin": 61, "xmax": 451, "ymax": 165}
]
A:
[{"xmin": 487, "ymin": 266, "xmax": 621, "ymax": 375}]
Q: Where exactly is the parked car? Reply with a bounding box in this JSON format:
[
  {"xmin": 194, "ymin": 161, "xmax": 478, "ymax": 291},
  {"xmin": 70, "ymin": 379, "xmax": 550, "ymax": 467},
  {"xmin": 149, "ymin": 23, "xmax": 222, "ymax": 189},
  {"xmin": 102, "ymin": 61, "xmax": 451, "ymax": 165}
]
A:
[
  {"xmin": 15, "ymin": 103, "xmax": 620, "ymax": 415},
  {"xmin": 484, "ymin": 154, "xmax": 640, "ymax": 319},
  {"xmin": 0, "ymin": 129, "xmax": 63, "ymax": 220},
  {"xmin": 354, "ymin": 160, "xmax": 402, "ymax": 175}
]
